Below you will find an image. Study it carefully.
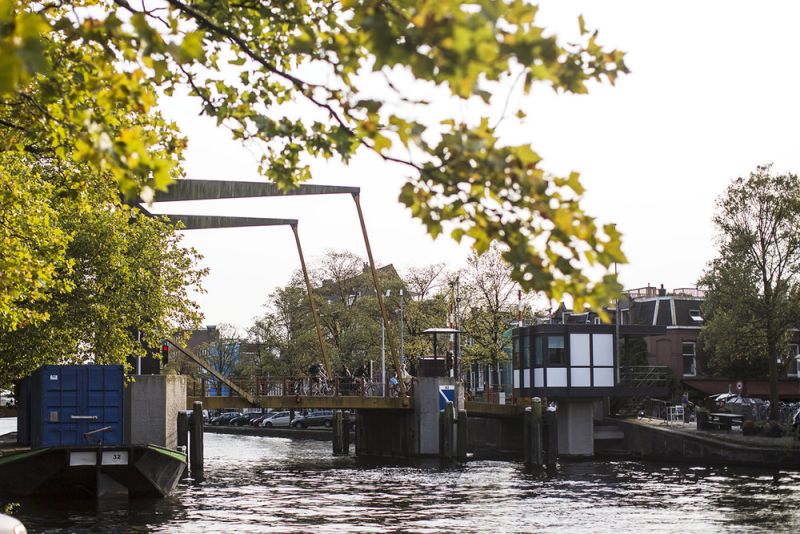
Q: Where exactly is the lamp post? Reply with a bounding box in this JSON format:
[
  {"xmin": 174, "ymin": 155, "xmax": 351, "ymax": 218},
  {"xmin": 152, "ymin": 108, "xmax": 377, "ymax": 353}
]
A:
[
  {"xmin": 380, "ymin": 317, "xmax": 386, "ymax": 396},
  {"xmin": 399, "ymin": 289, "xmax": 405, "ymax": 366}
]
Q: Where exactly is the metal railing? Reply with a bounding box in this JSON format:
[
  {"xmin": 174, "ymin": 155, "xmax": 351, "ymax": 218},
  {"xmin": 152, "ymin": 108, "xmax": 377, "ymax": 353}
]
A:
[
  {"xmin": 618, "ymin": 366, "xmax": 672, "ymax": 388},
  {"xmin": 467, "ymin": 383, "xmax": 513, "ymax": 404},
  {"xmin": 188, "ymin": 375, "xmax": 412, "ymax": 399}
]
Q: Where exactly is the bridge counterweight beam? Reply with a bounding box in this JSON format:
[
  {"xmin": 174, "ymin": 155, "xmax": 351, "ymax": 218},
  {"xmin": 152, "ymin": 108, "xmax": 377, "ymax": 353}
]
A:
[
  {"xmin": 351, "ymin": 193, "xmax": 406, "ymax": 401},
  {"xmin": 291, "ymin": 224, "xmax": 332, "ymax": 378}
]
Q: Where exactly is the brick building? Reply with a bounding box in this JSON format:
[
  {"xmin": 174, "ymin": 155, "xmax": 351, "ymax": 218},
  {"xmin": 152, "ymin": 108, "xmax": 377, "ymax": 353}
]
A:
[{"xmin": 622, "ymin": 285, "xmax": 800, "ymax": 399}]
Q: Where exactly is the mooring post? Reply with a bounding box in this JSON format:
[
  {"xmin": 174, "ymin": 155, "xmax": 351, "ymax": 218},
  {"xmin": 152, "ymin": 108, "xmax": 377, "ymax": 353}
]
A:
[
  {"xmin": 525, "ymin": 397, "xmax": 543, "ymax": 468},
  {"xmin": 190, "ymin": 401, "xmax": 204, "ymax": 478},
  {"xmin": 440, "ymin": 401, "xmax": 454, "ymax": 461},
  {"xmin": 342, "ymin": 411, "xmax": 351, "ymax": 455},
  {"xmin": 177, "ymin": 410, "xmax": 189, "ymax": 478},
  {"xmin": 456, "ymin": 409, "xmax": 468, "ymax": 462},
  {"xmin": 543, "ymin": 409, "xmax": 558, "ymax": 468},
  {"xmin": 332, "ymin": 410, "xmax": 345, "ymax": 455}
]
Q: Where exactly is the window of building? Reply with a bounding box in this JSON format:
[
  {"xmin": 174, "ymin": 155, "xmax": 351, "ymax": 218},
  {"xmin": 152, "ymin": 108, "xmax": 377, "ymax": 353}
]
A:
[
  {"xmin": 547, "ymin": 335, "xmax": 566, "ymax": 365},
  {"xmin": 689, "ymin": 309, "xmax": 703, "ymax": 323},
  {"xmin": 788, "ymin": 344, "xmax": 800, "ymax": 377},
  {"xmin": 520, "ymin": 335, "xmax": 530, "ymax": 368},
  {"xmin": 682, "ymin": 342, "xmax": 697, "ymax": 376},
  {"xmin": 512, "ymin": 337, "xmax": 519, "ymax": 368},
  {"xmin": 534, "ymin": 336, "xmax": 543, "ymax": 366}
]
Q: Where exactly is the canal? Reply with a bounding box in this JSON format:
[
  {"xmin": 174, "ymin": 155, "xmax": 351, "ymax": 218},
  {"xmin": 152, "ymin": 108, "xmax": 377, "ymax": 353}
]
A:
[{"xmin": 2, "ymin": 418, "xmax": 800, "ymax": 533}]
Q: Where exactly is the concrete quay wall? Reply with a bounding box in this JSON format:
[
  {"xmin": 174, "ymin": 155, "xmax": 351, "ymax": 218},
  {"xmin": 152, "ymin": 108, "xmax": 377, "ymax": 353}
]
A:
[
  {"xmin": 205, "ymin": 424, "xmax": 352, "ymax": 442},
  {"xmin": 610, "ymin": 419, "xmax": 800, "ymax": 468}
]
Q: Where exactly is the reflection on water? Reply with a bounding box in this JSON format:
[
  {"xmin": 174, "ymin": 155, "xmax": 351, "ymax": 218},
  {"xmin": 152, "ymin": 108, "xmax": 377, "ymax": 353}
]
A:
[{"xmin": 2, "ymin": 418, "xmax": 800, "ymax": 533}]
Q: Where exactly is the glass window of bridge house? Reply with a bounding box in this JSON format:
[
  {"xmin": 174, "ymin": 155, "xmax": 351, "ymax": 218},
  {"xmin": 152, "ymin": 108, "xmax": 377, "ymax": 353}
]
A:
[
  {"xmin": 547, "ymin": 335, "xmax": 566, "ymax": 365},
  {"xmin": 521, "ymin": 334, "xmax": 530, "ymax": 368},
  {"xmin": 534, "ymin": 335, "xmax": 543, "ymax": 366},
  {"xmin": 512, "ymin": 336, "xmax": 519, "ymax": 369}
]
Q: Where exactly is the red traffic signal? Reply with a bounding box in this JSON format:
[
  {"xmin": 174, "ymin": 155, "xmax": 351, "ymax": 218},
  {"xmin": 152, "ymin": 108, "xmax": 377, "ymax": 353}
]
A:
[{"xmin": 161, "ymin": 341, "xmax": 169, "ymax": 363}]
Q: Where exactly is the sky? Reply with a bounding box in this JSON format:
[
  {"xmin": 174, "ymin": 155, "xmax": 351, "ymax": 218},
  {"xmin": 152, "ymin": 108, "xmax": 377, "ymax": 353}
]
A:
[{"xmin": 148, "ymin": 1, "xmax": 800, "ymax": 330}]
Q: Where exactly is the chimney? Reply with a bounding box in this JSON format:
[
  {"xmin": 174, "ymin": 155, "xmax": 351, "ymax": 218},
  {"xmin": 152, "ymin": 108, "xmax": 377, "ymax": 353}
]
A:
[{"xmin": 658, "ymin": 284, "xmax": 667, "ymax": 297}]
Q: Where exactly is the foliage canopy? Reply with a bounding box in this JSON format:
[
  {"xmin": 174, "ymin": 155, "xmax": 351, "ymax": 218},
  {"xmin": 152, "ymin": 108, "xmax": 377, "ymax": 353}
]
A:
[
  {"xmin": 2, "ymin": 0, "xmax": 629, "ymax": 334},
  {"xmin": 699, "ymin": 165, "xmax": 800, "ymax": 418}
]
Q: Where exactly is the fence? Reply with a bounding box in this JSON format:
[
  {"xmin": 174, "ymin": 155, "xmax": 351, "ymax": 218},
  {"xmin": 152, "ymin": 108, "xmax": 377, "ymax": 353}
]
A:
[
  {"xmin": 467, "ymin": 383, "xmax": 513, "ymax": 404},
  {"xmin": 187, "ymin": 375, "xmax": 411, "ymax": 399},
  {"xmin": 618, "ymin": 366, "xmax": 672, "ymax": 388}
]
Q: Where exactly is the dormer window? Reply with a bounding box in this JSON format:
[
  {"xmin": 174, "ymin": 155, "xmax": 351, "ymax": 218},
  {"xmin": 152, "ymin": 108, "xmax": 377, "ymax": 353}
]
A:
[{"xmin": 689, "ymin": 310, "xmax": 703, "ymax": 323}]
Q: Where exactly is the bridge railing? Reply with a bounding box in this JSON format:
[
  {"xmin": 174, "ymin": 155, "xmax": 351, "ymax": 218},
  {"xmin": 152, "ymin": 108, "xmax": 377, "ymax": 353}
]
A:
[
  {"xmin": 188, "ymin": 375, "xmax": 412, "ymax": 399},
  {"xmin": 617, "ymin": 366, "xmax": 672, "ymax": 388},
  {"xmin": 467, "ymin": 383, "xmax": 513, "ymax": 404}
]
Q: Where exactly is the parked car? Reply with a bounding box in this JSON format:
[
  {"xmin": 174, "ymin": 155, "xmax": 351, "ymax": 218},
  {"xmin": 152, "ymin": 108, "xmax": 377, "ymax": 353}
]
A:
[
  {"xmin": 260, "ymin": 411, "xmax": 291, "ymax": 428},
  {"xmin": 249, "ymin": 412, "xmax": 273, "ymax": 426},
  {"xmin": 230, "ymin": 413, "xmax": 263, "ymax": 426},
  {"xmin": 210, "ymin": 412, "xmax": 241, "ymax": 426},
  {"xmin": 292, "ymin": 410, "xmax": 333, "ymax": 429}
]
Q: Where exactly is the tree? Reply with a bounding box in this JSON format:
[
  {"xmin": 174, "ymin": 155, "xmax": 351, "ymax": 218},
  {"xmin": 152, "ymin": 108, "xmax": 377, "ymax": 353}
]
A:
[
  {"xmin": 0, "ymin": 203, "xmax": 205, "ymax": 387},
  {"xmin": 2, "ymin": 0, "xmax": 628, "ymax": 326},
  {"xmin": 461, "ymin": 242, "xmax": 523, "ymax": 385},
  {"xmin": 405, "ymin": 263, "xmax": 446, "ymax": 302},
  {"xmin": 699, "ymin": 165, "xmax": 800, "ymax": 420}
]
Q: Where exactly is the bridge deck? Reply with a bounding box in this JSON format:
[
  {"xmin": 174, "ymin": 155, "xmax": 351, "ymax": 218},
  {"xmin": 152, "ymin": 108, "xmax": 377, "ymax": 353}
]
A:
[{"xmin": 187, "ymin": 395, "xmax": 411, "ymax": 411}]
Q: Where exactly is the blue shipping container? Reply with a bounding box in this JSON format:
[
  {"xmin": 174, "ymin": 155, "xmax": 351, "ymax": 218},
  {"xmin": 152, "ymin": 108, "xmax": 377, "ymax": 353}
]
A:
[{"xmin": 29, "ymin": 365, "xmax": 124, "ymax": 448}]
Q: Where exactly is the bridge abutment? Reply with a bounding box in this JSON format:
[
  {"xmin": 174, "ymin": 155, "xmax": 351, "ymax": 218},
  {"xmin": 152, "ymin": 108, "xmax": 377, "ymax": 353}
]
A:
[{"xmin": 354, "ymin": 377, "xmax": 464, "ymax": 459}]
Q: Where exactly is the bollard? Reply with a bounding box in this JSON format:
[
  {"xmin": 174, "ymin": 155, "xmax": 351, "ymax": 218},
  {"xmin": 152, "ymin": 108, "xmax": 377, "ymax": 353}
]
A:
[
  {"xmin": 332, "ymin": 410, "xmax": 345, "ymax": 455},
  {"xmin": 440, "ymin": 401, "xmax": 454, "ymax": 461},
  {"xmin": 543, "ymin": 410, "xmax": 558, "ymax": 468},
  {"xmin": 190, "ymin": 401, "xmax": 204, "ymax": 479},
  {"xmin": 177, "ymin": 410, "xmax": 189, "ymax": 478},
  {"xmin": 456, "ymin": 409, "xmax": 468, "ymax": 462},
  {"xmin": 525, "ymin": 397, "xmax": 543, "ymax": 468}
]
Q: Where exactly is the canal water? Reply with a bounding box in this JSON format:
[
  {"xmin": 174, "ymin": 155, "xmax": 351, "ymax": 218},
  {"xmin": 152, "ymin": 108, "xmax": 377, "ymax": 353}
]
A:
[{"xmin": 2, "ymin": 418, "xmax": 800, "ymax": 533}]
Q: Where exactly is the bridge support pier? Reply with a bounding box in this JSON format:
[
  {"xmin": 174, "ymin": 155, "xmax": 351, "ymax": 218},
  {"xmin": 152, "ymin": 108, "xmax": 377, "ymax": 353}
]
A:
[
  {"xmin": 556, "ymin": 400, "xmax": 594, "ymax": 457},
  {"xmin": 354, "ymin": 377, "xmax": 463, "ymax": 459}
]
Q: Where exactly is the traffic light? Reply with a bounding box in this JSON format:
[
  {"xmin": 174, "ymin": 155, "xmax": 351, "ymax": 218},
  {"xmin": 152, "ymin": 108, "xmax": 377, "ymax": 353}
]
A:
[{"xmin": 161, "ymin": 341, "xmax": 169, "ymax": 365}]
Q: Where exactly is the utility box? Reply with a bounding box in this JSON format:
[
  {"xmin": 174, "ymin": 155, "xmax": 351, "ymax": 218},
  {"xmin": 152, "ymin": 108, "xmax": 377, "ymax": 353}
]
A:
[
  {"xmin": 125, "ymin": 374, "xmax": 186, "ymax": 449},
  {"xmin": 26, "ymin": 365, "xmax": 124, "ymax": 448}
]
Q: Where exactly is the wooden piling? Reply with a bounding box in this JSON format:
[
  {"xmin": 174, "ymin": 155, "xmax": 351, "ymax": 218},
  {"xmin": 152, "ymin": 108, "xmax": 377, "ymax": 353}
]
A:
[
  {"xmin": 456, "ymin": 409, "xmax": 468, "ymax": 462},
  {"xmin": 342, "ymin": 411, "xmax": 351, "ymax": 455},
  {"xmin": 177, "ymin": 410, "xmax": 189, "ymax": 478},
  {"xmin": 190, "ymin": 401, "xmax": 204, "ymax": 478},
  {"xmin": 543, "ymin": 410, "xmax": 558, "ymax": 468},
  {"xmin": 525, "ymin": 398, "xmax": 543, "ymax": 468},
  {"xmin": 332, "ymin": 410, "xmax": 345, "ymax": 455}
]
